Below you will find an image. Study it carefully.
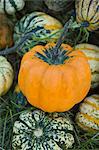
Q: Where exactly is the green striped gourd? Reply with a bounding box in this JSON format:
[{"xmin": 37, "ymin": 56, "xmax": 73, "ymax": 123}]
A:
[
  {"xmin": 75, "ymin": 0, "xmax": 99, "ymax": 31},
  {"xmin": 12, "ymin": 110, "xmax": 74, "ymax": 150},
  {"xmin": 76, "ymin": 94, "xmax": 99, "ymax": 132},
  {"xmin": 14, "ymin": 12, "xmax": 63, "ymax": 56},
  {"xmin": 74, "ymin": 43, "xmax": 99, "ymax": 89},
  {"xmin": 0, "ymin": 0, "xmax": 25, "ymax": 15}
]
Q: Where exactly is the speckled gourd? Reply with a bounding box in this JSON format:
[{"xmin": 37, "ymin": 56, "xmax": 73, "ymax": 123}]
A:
[{"xmin": 12, "ymin": 109, "xmax": 74, "ymax": 150}]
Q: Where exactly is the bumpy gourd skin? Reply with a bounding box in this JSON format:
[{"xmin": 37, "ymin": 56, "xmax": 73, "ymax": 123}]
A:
[
  {"xmin": 75, "ymin": 43, "xmax": 99, "ymax": 89},
  {"xmin": 0, "ymin": 56, "xmax": 14, "ymax": 96},
  {"xmin": 12, "ymin": 109, "xmax": 74, "ymax": 150},
  {"xmin": 75, "ymin": 0, "xmax": 99, "ymax": 31},
  {"xmin": 76, "ymin": 94, "xmax": 99, "ymax": 132},
  {"xmin": 18, "ymin": 43, "xmax": 91, "ymax": 112}
]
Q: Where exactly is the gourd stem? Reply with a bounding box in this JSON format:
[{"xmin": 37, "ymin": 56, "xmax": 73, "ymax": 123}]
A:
[
  {"xmin": 0, "ymin": 32, "xmax": 33, "ymax": 55},
  {"xmin": 53, "ymin": 19, "xmax": 73, "ymax": 57}
]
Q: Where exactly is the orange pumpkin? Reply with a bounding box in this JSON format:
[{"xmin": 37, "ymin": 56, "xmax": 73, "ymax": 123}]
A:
[
  {"xmin": 0, "ymin": 14, "xmax": 13, "ymax": 49},
  {"xmin": 18, "ymin": 42, "xmax": 91, "ymax": 112}
]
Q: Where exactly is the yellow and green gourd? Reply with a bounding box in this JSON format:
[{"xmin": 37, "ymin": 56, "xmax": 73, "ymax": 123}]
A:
[
  {"xmin": 75, "ymin": 0, "xmax": 99, "ymax": 31},
  {"xmin": 0, "ymin": 56, "xmax": 14, "ymax": 96},
  {"xmin": 12, "ymin": 110, "xmax": 74, "ymax": 150},
  {"xmin": 76, "ymin": 94, "xmax": 99, "ymax": 132},
  {"xmin": 74, "ymin": 43, "xmax": 99, "ymax": 89},
  {"xmin": 14, "ymin": 11, "xmax": 63, "ymax": 56}
]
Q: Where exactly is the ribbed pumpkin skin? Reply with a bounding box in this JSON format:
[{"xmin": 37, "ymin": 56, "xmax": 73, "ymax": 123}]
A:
[
  {"xmin": 76, "ymin": 94, "xmax": 99, "ymax": 132},
  {"xmin": 44, "ymin": 0, "xmax": 71, "ymax": 12},
  {"xmin": 18, "ymin": 43, "xmax": 91, "ymax": 112},
  {"xmin": 14, "ymin": 12, "xmax": 63, "ymax": 56},
  {"xmin": 12, "ymin": 109, "xmax": 74, "ymax": 150},
  {"xmin": 75, "ymin": 0, "xmax": 99, "ymax": 31},
  {"xmin": 0, "ymin": 0, "xmax": 25, "ymax": 15},
  {"xmin": 74, "ymin": 43, "xmax": 99, "ymax": 89},
  {"xmin": 0, "ymin": 56, "xmax": 14, "ymax": 96}
]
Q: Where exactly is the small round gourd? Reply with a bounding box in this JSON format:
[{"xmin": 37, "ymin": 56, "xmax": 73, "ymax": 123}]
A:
[
  {"xmin": 75, "ymin": 0, "xmax": 99, "ymax": 31},
  {"xmin": 76, "ymin": 94, "xmax": 99, "ymax": 132},
  {"xmin": 0, "ymin": 56, "xmax": 14, "ymax": 96},
  {"xmin": 12, "ymin": 109, "xmax": 74, "ymax": 150},
  {"xmin": 0, "ymin": 0, "xmax": 25, "ymax": 15},
  {"xmin": 44, "ymin": 0, "xmax": 72, "ymax": 12},
  {"xmin": 14, "ymin": 11, "xmax": 63, "ymax": 56},
  {"xmin": 74, "ymin": 43, "xmax": 99, "ymax": 89}
]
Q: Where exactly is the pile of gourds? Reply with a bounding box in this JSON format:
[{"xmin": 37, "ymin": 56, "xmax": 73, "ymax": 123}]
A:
[{"xmin": 0, "ymin": 0, "xmax": 99, "ymax": 149}]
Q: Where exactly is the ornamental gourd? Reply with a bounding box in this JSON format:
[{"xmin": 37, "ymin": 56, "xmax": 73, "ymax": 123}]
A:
[
  {"xmin": 14, "ymin": 12, "xmax": 63, "ymax": 56},
  {"xmin": 76, "ymin": 94, "xmax": 99, "ymax": 132},
  {"xmin": 0, "ymin": 0, "xmax": 25, "ymax": 15},
  {"xmin": 74, "ymin": 43, "xmax": 99, "ymax": 89},
  {"xmin": 0, "ymin": 56, "xmax": 14, "ymax": 96},
  {"xmin": 44, "ymin": 0, "xmax": 73, "ymax": 12},
  {"xmin": 18, "ymin": 27, "xmax": 91, "ymax": 113},
  {"xmin": 75, "ymin": 0, "xmax": 99, "ymax": 31},
  {"xmin": 12, "ymin": 109, "xmax": 74, "ymax": 150},
  {"xmin": 0, "ymin": 14, "xmax": 13, "ymax": 49}
]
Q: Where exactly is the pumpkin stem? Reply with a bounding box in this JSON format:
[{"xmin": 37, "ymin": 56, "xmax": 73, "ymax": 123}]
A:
[
  {"xmin": 35, "ymin": 18, "xmax": 81, "ymax": 65},
  {"xmin": 53, "ymin": 18, "xmax": 73, "ymax": 58}
]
